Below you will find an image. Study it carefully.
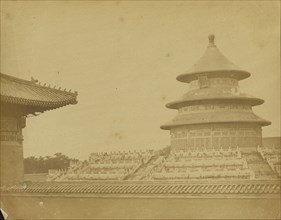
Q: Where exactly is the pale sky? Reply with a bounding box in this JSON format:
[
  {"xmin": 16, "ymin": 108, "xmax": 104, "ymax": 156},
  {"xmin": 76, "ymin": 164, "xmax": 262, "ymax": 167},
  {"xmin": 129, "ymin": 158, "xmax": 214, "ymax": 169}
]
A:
[{"xmin": 1, "ymin": 1, "xmax": 280, "ymax": 160}]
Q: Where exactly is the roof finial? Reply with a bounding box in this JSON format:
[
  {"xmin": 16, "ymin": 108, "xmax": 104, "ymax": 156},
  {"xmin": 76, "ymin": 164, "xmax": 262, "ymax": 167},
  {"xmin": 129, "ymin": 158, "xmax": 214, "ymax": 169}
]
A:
[{"xmin": 208, "ymin": 34, "xmax": 215, "ymax": 47}]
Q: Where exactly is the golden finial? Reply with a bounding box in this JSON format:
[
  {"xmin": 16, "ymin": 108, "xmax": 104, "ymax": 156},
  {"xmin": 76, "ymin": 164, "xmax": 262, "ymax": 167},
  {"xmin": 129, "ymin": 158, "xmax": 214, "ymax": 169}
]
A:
[{"xmin": 208, "ymin": 34, "xmax": 215, "ymax": 46}]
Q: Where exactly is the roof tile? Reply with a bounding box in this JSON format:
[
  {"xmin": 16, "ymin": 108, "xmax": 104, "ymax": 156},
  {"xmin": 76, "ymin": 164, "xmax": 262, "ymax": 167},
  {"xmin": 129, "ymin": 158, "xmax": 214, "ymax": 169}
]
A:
[
  {"xmin": 1, "ymin": 73, "xmax": 77, "ymax": 113},
  {"xmin": 1, "ymin": 181, "xmax": 280, "ymax": 195}
]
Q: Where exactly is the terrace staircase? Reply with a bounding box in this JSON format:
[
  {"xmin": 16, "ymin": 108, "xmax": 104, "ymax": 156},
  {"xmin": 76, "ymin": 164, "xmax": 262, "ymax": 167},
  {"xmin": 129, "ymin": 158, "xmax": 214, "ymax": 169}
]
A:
[
  {"xmin": 125, "ymin": 155, "xmax": 162, "ymax": 180},
  {"xmin": 242, "ymin": 152, "xmax": 277, "ymax": 179}
]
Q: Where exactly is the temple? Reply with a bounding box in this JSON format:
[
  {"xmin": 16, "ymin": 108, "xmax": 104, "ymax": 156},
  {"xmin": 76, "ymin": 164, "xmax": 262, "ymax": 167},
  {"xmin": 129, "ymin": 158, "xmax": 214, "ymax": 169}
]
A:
[
  {"xmin": 161, "ymin": 34, "xmax": 270, "ymax": 151},
  {"xmin": 0, "ymin": 73, "xmax": 78, "ymax": 185},
  {"xmin": 159, "ymin": 35, "xmax": 276, "ymax": 179}
]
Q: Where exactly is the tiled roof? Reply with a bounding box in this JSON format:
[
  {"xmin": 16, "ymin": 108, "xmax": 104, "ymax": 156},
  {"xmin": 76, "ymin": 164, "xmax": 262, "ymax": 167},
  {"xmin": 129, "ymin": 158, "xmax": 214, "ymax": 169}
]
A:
[
  {"xmin": 161, "ymin": 111, "xmax": 271, "ymax": 130},
  {"xmin": 166, "ymin": 87, "xmax": 263, "ymax": 109},
  {"xmin": 177, "ymin": 35, "xmax": 251, "ymax": 83},
  {"xmin": 1, "ymin": 180, "xmax": 279, "ymax": 195},
  {"xmin": 0, "ymin": 73, "xmax": 77, "ymax": 113}
]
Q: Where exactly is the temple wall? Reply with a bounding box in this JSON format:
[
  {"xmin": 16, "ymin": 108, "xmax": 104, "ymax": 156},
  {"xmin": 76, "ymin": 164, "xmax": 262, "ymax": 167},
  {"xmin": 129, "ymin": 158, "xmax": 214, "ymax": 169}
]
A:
[
  {"xmin": 170, "ymin": 123, "xmax": 262, "ymax": 152},
  {"xmin": 189, "ymin": 77, "xmax": 238, "ymax": 90},
  {"xmin": 1, "ymin": 194, "xmax": 279, "ymax": 219},
  {"xmin": 0, "ymin": 114, "xmax": 25, "ymax": 186},
  {"xmin": 178, "ymin": 103, "xmax": 252, "ymax": 114}
]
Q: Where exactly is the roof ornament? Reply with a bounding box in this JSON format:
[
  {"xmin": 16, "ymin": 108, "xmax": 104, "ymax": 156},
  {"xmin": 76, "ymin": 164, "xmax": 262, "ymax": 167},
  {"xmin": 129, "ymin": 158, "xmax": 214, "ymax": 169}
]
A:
[
  {"xmin": 30, "ymin": 77, "xmax": 38, "ymax": 83},
  {"xmin": 208, "ymin": 34, "xmax": 216, "ymax": 47}
]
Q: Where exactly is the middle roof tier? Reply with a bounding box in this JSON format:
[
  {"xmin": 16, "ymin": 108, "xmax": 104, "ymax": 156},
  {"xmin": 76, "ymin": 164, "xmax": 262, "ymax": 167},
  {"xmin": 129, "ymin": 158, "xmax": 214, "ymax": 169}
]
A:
[{"xmin": 166, "ymin": 87, "xmax": 264, "ymax": 109}]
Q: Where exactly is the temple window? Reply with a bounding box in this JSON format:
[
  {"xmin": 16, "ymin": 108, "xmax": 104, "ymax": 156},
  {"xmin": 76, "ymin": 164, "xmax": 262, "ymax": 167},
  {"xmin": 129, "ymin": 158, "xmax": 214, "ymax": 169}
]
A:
[
  {"xmin": 222, "ymin": 131, "xmax": 228, "ymax": 136},
  {"xmin": 190, "ymin": 132, "xmax": 195, "ymax": 137},
  {"xmin": 178, "ymin": 103, "xmax": 251, "ymax": 114},
  {"xmin": 213, "ymin": 132, "xmax": 220, "ymax": 136},
  {"xmin": 198, "ymin": 75, "xmax": 209, "ymax": 88},
  {"xmin": 238, "ymin": 131, "xmax": 244, "ymax": 136},
  {"xmin": 245, "ymin": 131, "xmax": 252, "ymax": 136}
]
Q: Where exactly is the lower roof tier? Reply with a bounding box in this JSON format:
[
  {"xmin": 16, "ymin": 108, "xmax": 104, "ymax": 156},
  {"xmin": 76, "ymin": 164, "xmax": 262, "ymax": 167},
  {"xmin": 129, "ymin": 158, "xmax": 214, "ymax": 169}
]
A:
[
  {"xmin": 166, "ymin": 87, "xmax": 264, "ymax": 109},
  {"xmin": 161, "ymin": 111, "xmax": 271, "ymax": 130}
]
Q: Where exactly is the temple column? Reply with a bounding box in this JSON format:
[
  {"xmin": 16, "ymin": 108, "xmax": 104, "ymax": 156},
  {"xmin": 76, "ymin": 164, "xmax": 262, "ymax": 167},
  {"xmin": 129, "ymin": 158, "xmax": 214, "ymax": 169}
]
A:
[{"xmin": 0, "ymin": 113, "xmax": 25, "ymax": 186}]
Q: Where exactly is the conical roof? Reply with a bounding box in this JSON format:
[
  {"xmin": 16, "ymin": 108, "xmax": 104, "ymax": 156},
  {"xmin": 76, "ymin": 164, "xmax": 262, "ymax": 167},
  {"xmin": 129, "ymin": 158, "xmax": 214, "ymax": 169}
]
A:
[{"xmin": 177, "ymin": 35, "xmax": 251, "ymax": 83}]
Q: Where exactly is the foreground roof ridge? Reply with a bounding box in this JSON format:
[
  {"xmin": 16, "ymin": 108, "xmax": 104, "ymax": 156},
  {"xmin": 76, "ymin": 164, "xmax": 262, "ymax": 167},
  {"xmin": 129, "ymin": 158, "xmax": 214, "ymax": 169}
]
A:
[
  {"xmin": 1, "ymin": 72, "xmax": 78, "ymax": 114},
  {"xmin": 0, "ymin": 72, "xmax": 78, "ymax": 96}
]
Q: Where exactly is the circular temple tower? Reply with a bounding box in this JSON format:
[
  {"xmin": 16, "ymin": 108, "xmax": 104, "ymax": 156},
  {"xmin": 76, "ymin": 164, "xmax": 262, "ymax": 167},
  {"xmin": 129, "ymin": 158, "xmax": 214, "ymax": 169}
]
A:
[{"xmin": 161, "ymin": 35, "xmax": 271, "ymax": 153}]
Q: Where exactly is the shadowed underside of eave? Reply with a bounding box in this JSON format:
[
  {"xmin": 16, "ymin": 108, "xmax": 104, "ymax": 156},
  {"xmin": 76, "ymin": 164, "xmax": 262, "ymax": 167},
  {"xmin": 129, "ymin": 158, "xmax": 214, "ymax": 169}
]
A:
[{"xmin": 161, "ymin": 111, "xmax": 271, "ymax": 130}]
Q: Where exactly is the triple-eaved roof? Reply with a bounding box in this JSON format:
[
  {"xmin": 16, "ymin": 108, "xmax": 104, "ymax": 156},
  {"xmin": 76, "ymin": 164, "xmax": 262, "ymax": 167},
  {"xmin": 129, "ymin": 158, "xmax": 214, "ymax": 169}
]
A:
[
  {"xmin": 0, "ymin": 73, "xmax": 78, "ymax": 115},
  {"xmin": 161, "ymin": 35, "xmax": 271, "ymax": 130}
]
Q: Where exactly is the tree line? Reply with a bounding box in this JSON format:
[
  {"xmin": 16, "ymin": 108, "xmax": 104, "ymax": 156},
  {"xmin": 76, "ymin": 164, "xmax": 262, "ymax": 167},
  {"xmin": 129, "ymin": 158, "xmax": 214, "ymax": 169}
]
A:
[{"xmin": 24, "ymin": 153, "xmax": 79, "ymax": 174}]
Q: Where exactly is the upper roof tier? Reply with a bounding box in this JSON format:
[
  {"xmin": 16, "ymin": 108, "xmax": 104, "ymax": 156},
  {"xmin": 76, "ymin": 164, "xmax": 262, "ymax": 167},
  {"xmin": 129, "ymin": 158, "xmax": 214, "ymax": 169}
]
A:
[
  {"xmin": 176, "ymin": 35, "xmax": 251, "ymax": 83},
  {"xmin": 0, "ymin": 73, "xmax": 78, "ymax": 115}
]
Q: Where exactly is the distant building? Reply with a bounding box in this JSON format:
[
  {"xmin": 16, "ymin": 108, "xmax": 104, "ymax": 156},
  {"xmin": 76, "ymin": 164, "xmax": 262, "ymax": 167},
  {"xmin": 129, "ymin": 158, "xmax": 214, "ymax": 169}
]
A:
[
  {"xmin": 160, "ymin": 35, "xmax": 277, "ymax": 179},
  {"xmin": 161, "ymin": 35, "xmax": 270, "ymax": 152},
  {"xmin": 0, "ymin": 73, "xmax": 77, "ymax": 185}
]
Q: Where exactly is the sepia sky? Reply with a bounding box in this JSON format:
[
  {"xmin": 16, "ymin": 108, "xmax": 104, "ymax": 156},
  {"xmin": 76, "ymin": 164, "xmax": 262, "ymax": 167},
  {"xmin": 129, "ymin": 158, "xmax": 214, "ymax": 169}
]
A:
[{"xmin": 1, "ymin": 1, "xmax": 280, "ymax": 160}]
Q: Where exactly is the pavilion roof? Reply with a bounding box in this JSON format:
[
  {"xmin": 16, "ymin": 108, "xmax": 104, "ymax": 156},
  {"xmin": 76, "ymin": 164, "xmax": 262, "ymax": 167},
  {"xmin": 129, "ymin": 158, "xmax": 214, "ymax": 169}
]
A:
[
  {"xmin": 166, "ymin": 87, "xmax": 264, "ymax": 109},
  {"xmin": 177, "ymin": 35, "xmax": 250, "ymax": 83},
  {"xmin": 161, "ymin": 111, "xmax": 271, "ymax": 130},
  {"xmin": 0, "ymin": 73, "xmax": 78, "ymax": 114}
]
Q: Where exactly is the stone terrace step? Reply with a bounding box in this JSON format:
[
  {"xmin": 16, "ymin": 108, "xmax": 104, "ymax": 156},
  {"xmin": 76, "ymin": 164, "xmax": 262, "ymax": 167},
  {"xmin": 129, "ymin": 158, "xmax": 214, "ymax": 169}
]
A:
[{"xmin": 242, "ymin": 152, "xmax": 277, "ymax": 179}]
